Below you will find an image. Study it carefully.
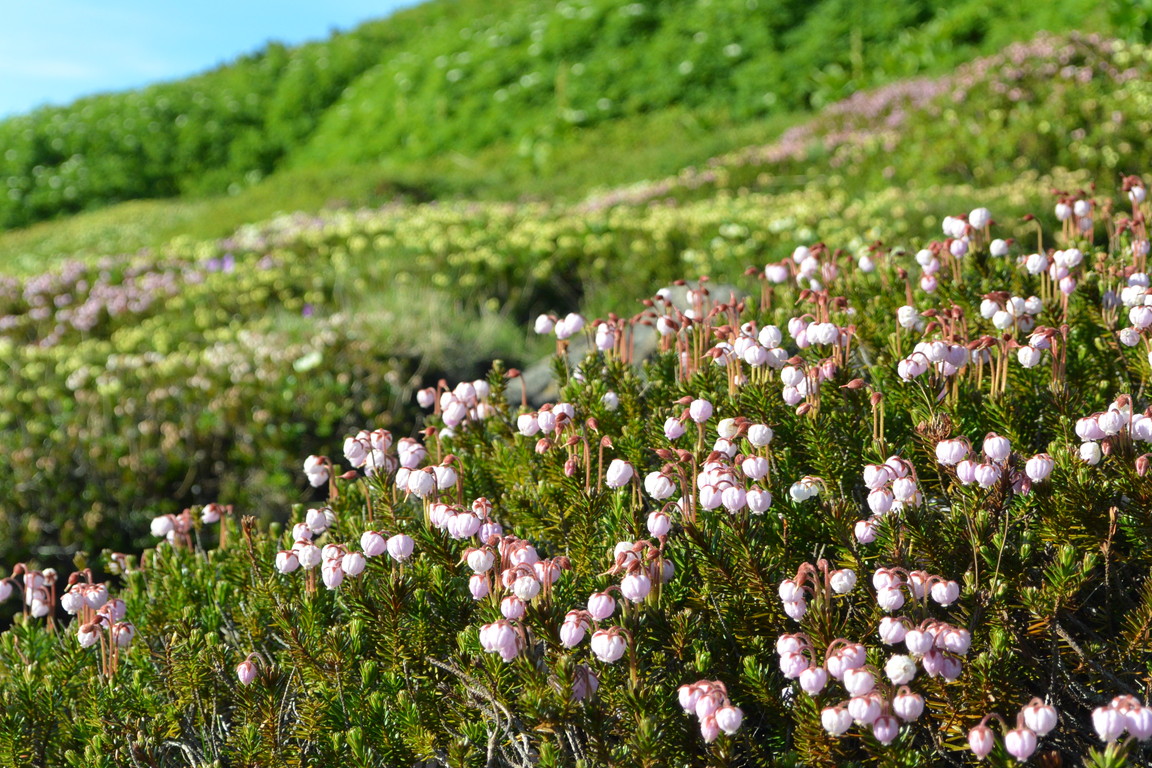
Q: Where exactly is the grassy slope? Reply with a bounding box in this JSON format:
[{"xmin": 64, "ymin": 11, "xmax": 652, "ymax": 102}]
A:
[{"xmin": 0, "ymin": 0, "xmax": 1111, "ymax": 241}]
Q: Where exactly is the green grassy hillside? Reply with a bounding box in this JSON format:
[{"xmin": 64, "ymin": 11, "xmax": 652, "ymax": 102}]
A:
[{"xmin": 0, "ymin": 0, "xmax": 1110, "ymax": 233}]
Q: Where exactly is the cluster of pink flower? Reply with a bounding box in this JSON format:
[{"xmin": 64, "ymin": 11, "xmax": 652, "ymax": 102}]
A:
[
  {"xmin": 662, "ymin": 396, "xmax": 712, "ymax": 439},
  {"xmin": 1054, "ymin": 195, "xmax": 1096, "ymax": 238},
  {"xmin": 274, "ymin": 503, "xmax": 415, "ymax": 589},
  {"xmin": 873, "ymin": 615, "xmax": 968, "ymax": 684},
  {"xmin": 663, "ymin": 407, "xmax": 778, "ymax": 511},
  {"xmin": 777, "ymin": 633, "xmax": 924, "ymax": 746},
  {"xmin": 692, "ymin": 447, "xmax": 771, "ymax": 513},
  {"xmin": 764, "ymin": 245, "xmax": 839, "ymax": 292},
  {"xmin": 611, "ymin": 539, "xmax": 673, "ymax": 601},
  {"xmin": 515, "ymin": 402, "xmax": 577, "ymax": 438},
  {"xmin": 709, "ymin": 322, "xmax": 790, "ymax": 371},
  {"xmin": 343, "ymin": 428, "xmax": 425, "ymax": 478},
  {"xmin": 1, "ymin": 562, "xmax": 136, "ymax": 676},
  {"xmin": 1018, "ymin": 244, "xmax": 1083, "ymax": 296},
  {"xmin": 479, "ymin": 619, "xmax": 528, "ymax": 662},
  {"xmin": 1111, "ymin": 272, "xmax": 1152, "ymax": 352},
  {"xmin": 778, "ymin": 356, "xmax": 841, "ymax": 407},
  {"xmin": 906, "ymin": 210, "xmax": 994, "ymax": 293},
  {"xmin": 677, "ymin": 680, "xmax": 743, "ymax": 742},
  {"xmin": 62, "ymin": 570, "xmax": 135, "ymax": 655},
  {"xmin": 652, "ymin": 407, "xmax": 776, "ymax": 516},
  {"xmin": 431, "ymin": 497, "xmax": 501, "ymax": 541},
  {"xmin": 470, "ymin": 533, "xmax": 570, "ymax": 662},
  {"xmin": 776, "ymin": 561, "xmax": 857, "ymax": 622},
  {"xmin": 302, "ymin": 454, "xmax": 331, "ymax": 487},
  {"xmin": 1074, "ymin": 395, "xmax": 1152, "ymax": 467},
  {"xmin": 557, "ymin": 548, "xmax": 668, "ymax": 661},
  {"xmin": 415, "ymin": 379, "xmax": 497, "ymax": 430},
  {"xmin": 968, "ymin": 699, "xmax": 1058, "ymax": 761},
  {"xmin": 149, "ymin": 504, "xmax": 226, "ymax": 547},
  {"xmin": 871, "ymin": 566, "xmax": 962, "ymax": 614},
  {"xmin": 896, "ymin": 336, "xmax": 973, "ymax": 381},
  {"xmin": 0, "ymin": 562, "xmax": 56, "ymax": 618},
  {"xmin": 1092, "ymin": 695, "xmax": 1152, "ymax": 742},
  {"xmin": 980, "ymin": 293, "xmax": 1046, "ymax": 334},
  {"xmin": 533, "ymin": 311, "xmax": 586, "ymax": 340},
  {"xmin": 854, "ymin": 456, "xmax": 920, "ymax": 544},
  {"xmin": 935, "ymin": 432, "xmax": 1053, "ymax": 493},
  {"xmin": 1015, "ymin": 325, "xmax": 1060, "ymax": 370}
]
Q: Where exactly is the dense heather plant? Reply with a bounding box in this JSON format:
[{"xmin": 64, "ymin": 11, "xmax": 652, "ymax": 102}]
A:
[{"xmin": 12, "ymin": 172, "xmax": 1152, "ymax": 767}]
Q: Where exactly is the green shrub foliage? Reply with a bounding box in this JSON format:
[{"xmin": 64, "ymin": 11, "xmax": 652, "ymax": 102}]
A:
[{"xmin": 4, "ymin": 174, "xmax": 1152, "ymax": 767}]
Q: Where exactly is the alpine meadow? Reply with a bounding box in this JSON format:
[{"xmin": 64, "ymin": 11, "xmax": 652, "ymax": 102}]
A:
[{"xmin": 4, "ymin": 1, "xmax": 1152, "ymax": 767}]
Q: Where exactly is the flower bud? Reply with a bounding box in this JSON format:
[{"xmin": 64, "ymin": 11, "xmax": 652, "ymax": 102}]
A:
[
  {"xmin": 879, "ymin": 616, "xmax": 908, "ymax": 644},
  {"xmin": 822, "ymin": 706, "xmax": 853, "ymax": 736},
  {"xmin": 501, "ymin": 596, "xmax": 526, "ymax": 620},
  {"xmin": 587, "ymin": 591, "xmax": 615, "ymax": 621},
  {"xmin": 605, "ymin": 459, "xmax": 634, "ymax": 489},
  {"xmin": 1094, "ymin": 705, "xmax": 1126, "ymax": 741},
  {"xmin": 699, "ymin": 714, "xmax": 720, "ymax": 743},
  {"xmin": 512, "ymin": 574, "xmax": 542, "ymax": 601},
  {"xmin": 589, "ymin": 629, "xmax": 627, "ymax": 663},
  {"xmin": 935, "ymin": 439, "xmax": 968, "ymax": 466},
  {"xmin": 855, "ymin": 518, "xmax": 878, "ymax": 543},
  {"xmin": 904, "ymin": 629, "xmax": 934, "ymax": 655},
  {"xmin": 716, "ymin": 705, "xmax": 743, "ymax": 735},
  {"xmin": 872, "ymin": 714, "xmax": 900, "ymax": 745},
  {"xmin": 644, "ymin": 471, "xmax": 676, "ymax": 500},
  {"xmin": 295, "ymin": 542, "xmax": 321, "ymax": 569},
  {"xmin": 77, "ymin": 622, "xmax": 102, "ymax": 648},
  {"xmin": 113, "ymin": 621, "xmax": 135, "ymax": 647},
  {"xmin": 1125, "ymin": 704, "xmax": 1152, "ymax": 739},
  {"xmin": 983, "ymin": 433, "xmax": 1010, "ymax": 462},
  {"xmin": 829, "ymin": 569, "xmax": 857, "ymax": 595},
  {"xmin": 468, "ymin": 574, "xmax": 489, "ymax": 600},
  {"xmin": 843, "ymin": 667, "xmax": 875, "ymax": 696},
  {"xmin": 466, "ymin": 548, "xmax": 495, "ymax": 573},
  {"xmin": 799, "ymin": 665, "xmax": 828, "ymax": 694},
  {"xmin": 646, "ymin": 511, "xmax": 672, "ymax": 538},
  {"xmin": 342, "ymin": 552, "xmax": 366, "ymax": 577},
  {"xmin": 893, "ymin": 689, "xmax": 924, "ymax": 721},
  {"xmin": 779, "ymin": 651, "xmax": 808, "ymax": 679},
  {"xmin": 746, "ymin": 487, "xmax": 773, "ymax": 514},
  {"xmin": 386, "ymin": 534, "xmax": 415, "ymax": 562},
  {"xmin": 747, "ymin": 424, "xmax": 774, "ymax": 446},
  {"xmin": 847, "ymin": 693, "xmax": 882, "ymax": 725},
  {"xmin": 877, "ymin": 586, "xmax": 905, "ymax": 612},
  {"xmin": 236, "ymin": 660, "xmax": 258, "ymax": 686},
  {"xmin": 1021, "ymin": 699, "xmax": 1058, "ymax": 737},
  {"xmin": 305, "ymin": 507, "xmax": 330, "ymax": 534},
  {"xmin": 360, "ymin": 531, "xmax": 386, "ymax": 557},
  {"xmin": 688, "ymin": 399, "xmax": 713, "ymax": 423},
  {"xmin": 930, "ymin": 580, "xmax": 960, "ymax": 606},
  {"xmin": 1004, "ymin": 727, "xmax": 1037, "ymax": 761},
  {"xmin": 321, "ymin": 562, "xmax": 344, "ymax": 589},
  {"xmin": 1025, "ymin": 454, "xmax": 1054, "ymax": 482},
  {"xmin": 968, "ymin": 724, "xmax": 995, "ymax": 759},
  {"xmin": 621, "ymin": 572, "xmax": 652, "ymax": 603}
]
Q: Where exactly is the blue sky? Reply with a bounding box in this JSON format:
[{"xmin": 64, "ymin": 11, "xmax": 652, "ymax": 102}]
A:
[{"xmin": 0, "ymin": 0, "xmax": 420, "ymax": 118}]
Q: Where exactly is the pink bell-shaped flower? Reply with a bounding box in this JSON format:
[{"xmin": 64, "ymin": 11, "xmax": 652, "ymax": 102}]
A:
[
  {"xmin": 968, "ymin": 724, "xmax": 995, "ymax": 760},
  {"xmin": 1003, "ymin": 727, "xmax": 1037, "ymax": 761},
  {"xmin": 236, "ymin": 659, "xmax": 258, "ymax": 686}
]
